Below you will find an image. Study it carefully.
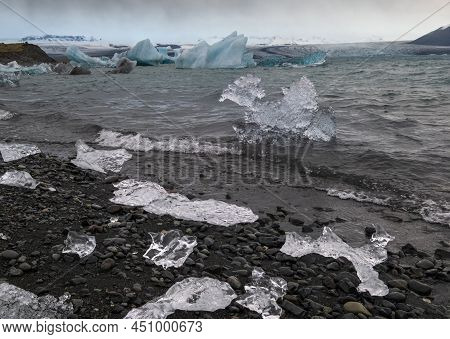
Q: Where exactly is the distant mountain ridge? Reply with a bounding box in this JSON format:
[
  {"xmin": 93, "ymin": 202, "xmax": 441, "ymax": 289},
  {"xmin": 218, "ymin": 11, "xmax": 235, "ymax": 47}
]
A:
[
  {"xmin": 410, "ymin": 25, "xmax": 450, "ymax": 46},
  {"xmin": 21, "ymin": 35, "xmax": 99, "ymax": 42}
]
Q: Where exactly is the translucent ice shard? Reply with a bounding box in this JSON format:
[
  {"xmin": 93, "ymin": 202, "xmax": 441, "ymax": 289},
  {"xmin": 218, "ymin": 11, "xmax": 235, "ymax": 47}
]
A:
[
  {"xmin": 62, "ymin": 231, "xmax": 96, "ymax": 258},
  {"xmin": 127, "ymin": 39, "xmax": 163, "ymax": 66},
  {"xmin": 235, "ymin": 268, "xmax": 287, "ymax": 319},
  {"xmin": 0, "ymin": 109, "xmax": 15, "ymax": 120},
  {"xmin": 111, "ymin": 179, "xmax": 258, "ymax": 226},
  {"xmin": 124, "ymin": 277, "xmax": 236, "ymax": 319},
  {"xmin": 71, "ymin": 140, "xmax": 132, "ymax": 173},
  {"xmin": 110, "ymin": 179, "xmax": 168, "ymax": 206},
  {"xmin": 220, "ymin": 75, "xmax": 336, "ymax": 142},
  {"xmin": 144, "ymin": 195, "xmax": 259, "ymax": 227},
  {"xmin": 280, "ymin": 227, "xmax": 393, "ymax": 296},
  {"xmin": 0, "ymin": 283, "xmax": 73, "ymax": 319},
  {"xmin": 0, "ymin": 171, "xmax": 38, "ymax": 189},
  {"xmin": 176, "ymin": 32, "xmax": 255, "ymax": 69},
  {"xmin": 143, "ymin": 230, "xmax": 197, "ymax": 269},
  {"xmin": 0, "ymin": 233, "xmax": 9, "ymax": 240},
  {"xmin": 0, "ymin": 143, "xmax": 41, "ymax": 162},
  {"xmin": 65, "ymin": 46, "xmax": 115, "ymax": 67}
]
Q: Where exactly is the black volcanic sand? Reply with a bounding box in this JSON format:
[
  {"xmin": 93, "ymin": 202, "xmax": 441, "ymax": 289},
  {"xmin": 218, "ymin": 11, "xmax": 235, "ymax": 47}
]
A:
[{"xmin": 0, "ymin": 154, "xmax": 449, "ymax": 319}]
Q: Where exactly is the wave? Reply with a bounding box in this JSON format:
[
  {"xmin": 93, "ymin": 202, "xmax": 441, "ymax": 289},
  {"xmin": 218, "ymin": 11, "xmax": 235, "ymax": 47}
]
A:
[
  {"xmin": 95, "ymin": 130, "xmax": 241, "ymax": 155},
  {"xmin": 420, "ymin": 200, "xmax": 450, "ymax": 226},
  {"xmin": 326, "ymin": 188, "xmax": 391, "ymax": 206}
]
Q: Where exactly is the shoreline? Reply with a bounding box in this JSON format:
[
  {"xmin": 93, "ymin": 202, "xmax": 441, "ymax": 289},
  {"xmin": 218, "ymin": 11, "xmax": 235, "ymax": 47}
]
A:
[{"xmin": 0, "ymin": 154, "xmax": 449, "ymax": 318}]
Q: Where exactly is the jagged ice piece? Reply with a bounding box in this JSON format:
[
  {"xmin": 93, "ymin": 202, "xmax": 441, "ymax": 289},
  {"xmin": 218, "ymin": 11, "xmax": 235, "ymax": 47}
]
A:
[
  {"xmin": 62, "ymin": 231, "xmax": 96, "ymax": 258},
  {"xmin": 0, "ymin": 171, "xmax": 38, "ymax": 189},
  {"xmin": 0, "ymin": 143, "xmax": 41, "ymax": 162}
]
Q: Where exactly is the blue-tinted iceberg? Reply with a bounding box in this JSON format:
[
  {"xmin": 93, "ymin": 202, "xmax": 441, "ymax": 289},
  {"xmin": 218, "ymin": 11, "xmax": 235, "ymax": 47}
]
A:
[
  {"xmin": 65, "ymin": 46, "xmax": 116, "ymax": 67},
  {"xmin": 127, "ymin": 39, "xmax": 163, "ymax": 66},
  {"xmin": 157, "ymin": 46, "xmax": 181, "ymax": 64},
  {"xmin": 176, "ymin": 32, "xmax": 255, "ymax": 69},
  {"xmin": 252, "ymin": 45, "xmax": 327, "ymax": 67}
]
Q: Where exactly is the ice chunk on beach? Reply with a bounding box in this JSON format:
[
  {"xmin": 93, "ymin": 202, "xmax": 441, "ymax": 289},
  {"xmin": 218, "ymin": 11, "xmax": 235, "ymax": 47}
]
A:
[
  {"xmin": 0, "ymin": 109, "xmax": 15, "ymax": 120},
  {"xmin": 62, "ymin": 231, "xmax": 96, "ymax": 258},
  {"xmin": 0, "ymin": 61, "xmax": 52, "ymax": 75},
  {"xmin": 176, "ymin": 31, "xmax": 255, "ymax": 69},
  {"xmin": 236, "ymin": 268, "xmax": 287, "ymax": 319},
  {"xmin": 0, "ymin": 171, "xmax": 38, "ymax": 189},
  {"xmin": 71, "ymin": 140, "xmax": 132, "ymax": 173},
  {"xmin": 220, "ymin": 75, "xmax": 335, "ymax": 142},
  {"xmin": 65, "ymin": 46, "xmax": 115, "ymax": 68},
  {"xmin": 280, "ymin": 227, "xmax": 393, "ymax": 296},
  {"xmin": 0, "ymin": 233, "xmax": 9, "ymax": 240},
  {"xmin": 96, "ymin": 129, "xmax": 241, "ymax": 155},
  {"xmin": 0, "ymin": 143, "xmax": 41, "ymax": 162},
  {"xmin": 0, "ymin": 283, "xmax": 73, "ymax": 319},
  {"xmin": 127, "ymin": 39, "xmax": 163, "ymax": 66},
  {"xmin": 111, "ymin": 179, "xmax": 258, "ymax": 226},
  {"xmin": 144, "ymin": 195, "xmax": 259, "ymax": 227},
  {"xmin": 143, "ymin": 230, "xmax": 197, "ymax": 269},
  {"xmin": 111, "ymin": 179, "xmax": 168, "ymax": 206},
  {"xmin": 124, "ymin": 277, "xmax": 236, "ymax": 319}
]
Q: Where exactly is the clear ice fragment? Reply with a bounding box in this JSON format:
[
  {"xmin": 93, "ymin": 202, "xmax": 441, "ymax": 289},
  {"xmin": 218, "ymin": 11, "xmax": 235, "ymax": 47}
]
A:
[
  {"xmin": 220, "ymin": 75, "xmax": 336, "ymax": 142},
  {"xmin": 0, "ymin": 233, "xmax": 9, "ymax": 240},
  {"xmin": 144, "ymin": 195, "xmax": 259, "ymax": 227},
  {"xmin": 280, "ymin": 227, "xmax": 393, "ymax": 296},
  {"xmin": 71, "ymin": 140, "xmax": 132, "ymax": 173},
  {"xmin": 0, "ymin": 283, "xmax": 73, "ymax": 319},
  {"xmin": 62, "ymin": 231, "xmax": 96, "ymax": 258},
  {"xmin": 111, "ymin": 179, "xmax": 258, "ymax": 227},
  {"xmin": 0, "ymin": 171, "xmax": 38, "ymax": 189},
  {"xmin": 124, "ymin": 277, "xmax": 236, "ymax": 319},
  {"xmin": 0, "ymin": 143, "xmax": 41, "ymax": 162},
  {"xmin": 110, "ymin": 179, "xmax": 168, "ymax": 206},
  {"xmin": 143, "ymin": 230, "xmax": 197, "ymax": 269},
  {"xmin": 235, "ymin": 268, "xmax": 287, "ymax": 319},
  {"xmin": 0, "ymin": 61, "xmax": 52, "ymax": 75}
]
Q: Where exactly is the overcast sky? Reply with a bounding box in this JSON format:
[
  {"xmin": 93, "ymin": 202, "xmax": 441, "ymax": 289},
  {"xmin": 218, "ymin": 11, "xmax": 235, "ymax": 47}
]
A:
[{"xmin": 1, "ymin": 0, "xmax": 449, "ymax": 44}]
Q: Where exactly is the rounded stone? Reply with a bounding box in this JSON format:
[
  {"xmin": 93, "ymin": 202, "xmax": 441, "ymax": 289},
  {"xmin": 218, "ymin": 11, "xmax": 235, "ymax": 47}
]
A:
[
  {"xmin": 343, "ymin": 302, "xmax": 371, "ymax": 316},
  {"xmin": 1, "ymin": 250, "xmax": 20, "ymax": 260}
]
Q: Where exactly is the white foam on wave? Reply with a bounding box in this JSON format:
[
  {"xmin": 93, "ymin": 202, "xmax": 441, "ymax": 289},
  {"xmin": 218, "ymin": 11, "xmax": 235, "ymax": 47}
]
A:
[
  {"xmin": 111, "ymin": 179, "xmax": 258, "ymax": 227},
  {"xmin": 420, "ymin": 200, "xmax": 450, "ymax": 226},
  {"xmin": 326, "ymin": 188, "xmax": 390, "ymax": 206},
  {"xmin": 96, "ymin": 130, "xmax": 241, "ymax": 155}
]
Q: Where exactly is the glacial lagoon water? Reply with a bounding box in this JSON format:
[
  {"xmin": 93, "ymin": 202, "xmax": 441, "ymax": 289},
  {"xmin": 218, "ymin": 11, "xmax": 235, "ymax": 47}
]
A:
[{"xmin": 0, "ymin": 49, "xmax": 449, "ymax": 227}]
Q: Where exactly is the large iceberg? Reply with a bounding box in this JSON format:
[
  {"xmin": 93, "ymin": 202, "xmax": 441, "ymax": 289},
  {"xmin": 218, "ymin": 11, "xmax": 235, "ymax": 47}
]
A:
[
  {"xmin": 236, "ymin": 268, "xmax": 287, "ymax": 319},
  {"xmin": 111, "ymin": 179, "xmax": 259, "ymax": 226},
  {"xmin": 124, "ymin": 277, "xmax": 236, "ymax": 319},
  {"xmin": 220, "ymin": 75, "xmax": 336, "ymax": 142},
  {"xmin": 0, "ymin": 283, "xmax": 73, "ymax": 319},
  {"xmin": 143, "ymin": 230, "xmax": 197, "ymax": 269},
  {"xmin": 176, "ymin": 32, "xmax": 255, "ymax": 69},
  {"xmin": 71, "ymin": 140, "xmax": 132, "ymax": 173},
  {"xmin": 0, "ymin": 143, "xmax": 41, "ymax": 162},
  {"xmin": 65, "ymin": 46, "xmax": 116, "ymax": 67},
  {"xmin": 127, "ymin": 39, "xmax": 163, "ymax": 66},
  {"xmin": 280, "ymin": 227, "xmax": 394, "ymax": 296}
]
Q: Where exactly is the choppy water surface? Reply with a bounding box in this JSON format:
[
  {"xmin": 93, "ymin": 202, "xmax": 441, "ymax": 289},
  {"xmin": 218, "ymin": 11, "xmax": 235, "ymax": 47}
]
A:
[{"xmin": 1, "ymin": 50, "xmax": 449, "ymax": 217}]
